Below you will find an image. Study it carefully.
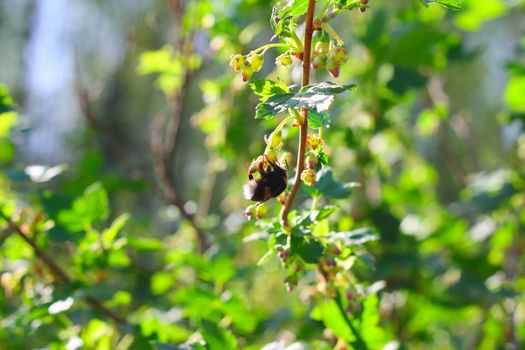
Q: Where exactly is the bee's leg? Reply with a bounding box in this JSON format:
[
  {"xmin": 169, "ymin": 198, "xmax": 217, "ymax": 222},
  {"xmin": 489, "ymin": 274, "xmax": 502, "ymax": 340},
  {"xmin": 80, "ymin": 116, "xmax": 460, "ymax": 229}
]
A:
[{"xmin": 258, "ymin": 161, "xmax": 268, "ymax": 175}]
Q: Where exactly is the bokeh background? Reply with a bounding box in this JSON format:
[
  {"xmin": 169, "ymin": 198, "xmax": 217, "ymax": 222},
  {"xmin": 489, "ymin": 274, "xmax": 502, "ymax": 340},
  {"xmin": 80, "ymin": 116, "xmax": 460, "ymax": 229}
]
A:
[{"xmin": 1, "ymin": 0, "xmax": 524, "ymax": 349}]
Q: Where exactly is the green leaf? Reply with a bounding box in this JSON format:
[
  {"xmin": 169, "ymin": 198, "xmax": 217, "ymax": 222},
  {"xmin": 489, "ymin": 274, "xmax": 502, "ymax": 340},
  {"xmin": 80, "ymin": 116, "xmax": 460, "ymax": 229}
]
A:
[
  {"xmin": 200, "ymin": 319, "xmax": 237, "ymax": 350},
  {"xmin": 0, "ymin": 85, "xmax": 15, "ymax": 114},
  {"xmin": 315, "ymin": 167, "xmax": 359, "ymax": 199},
  {"xmin": 327, "ymin": 228, "xmax": 378, "ymax": 246},
  {"xmin": 257, "ymin": 249, "xmax": 274, "ymax": 266},
  {"xmin": 58, "ymin": 182, "xmax": 109, "ymax": 232},
  {"xmin": 318, "ymin": 151, "xmax": 329, "ymax": 165},
  {"xmin": 280, "ymin": 0, "xmax": 308, "ymax": 17},
  {"xmin": 152, "ymin": 342, "xmax": 206, "ymax": 350},
  {"xmin": 310, "ymin": 299, "xmax": 354, "ymax": 341},
  {"xmin": 102, "ymin": 213, "xmax": 129, "ymax": 248},
  {"xmin": 310, "ymin": 205, "xmax": 339, "ymax": 222},
  {"xmin": 248, "ymin": 79, "xmax": 289, "ymax": 102},
  {"xmin": 425, "ymin": 0, "xmax": 462, "ymax": 10},
  {"xmin": 291, "ymin": 233, "xmax": 324, "ymax": 264},
  {"xmin": 308, "ymin": 110, "xmax": 331, "ymax": 129},
  {"xmin": 255, "ymin": 82, "xmax": 356, "ymax": 119},
  {"xmin": 107, "ymin": 249, "xmax": 131, "ymax": 267},
  {"xmin": 505, "ymin": 75, "xmax": 525, "ymax": 112}
]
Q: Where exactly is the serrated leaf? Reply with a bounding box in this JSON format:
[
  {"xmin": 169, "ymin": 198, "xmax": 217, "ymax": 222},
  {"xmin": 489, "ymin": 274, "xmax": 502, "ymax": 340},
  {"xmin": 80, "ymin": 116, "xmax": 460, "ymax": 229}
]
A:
[
  {"xmin": 280, "ymin": 0, "xmax": 308, "ymax": 17},
  {"xmin": 327, "ymin": 228, "xmax": 378, "ymax": 246},
  {"xmin": 315, "ymin": 167, "xmax": 359, "ymax": 199},
  {"xmin": 200, "ymin": 319, "xmax": 237, "ymax": 350},
  {"xmin": 310, "ymin": 205, "xmax": 339, "ymax": 222},
  {"xmin": 102, "ymin": 213, "xmax": 129, "ymax": 248},
  {"xmin": 248, "ymin": 79, "xmax": 289, "ymax": 102},
  {"xmin": 58, "ymin": 182, "xmax": 109, "ymax": 232},
  {"xmin": 308, "ymin": 110, "xmax": 331, "ymax": 129},
  {"xmin": 255, "ymin": 82, "xmax": 356, "ymax": 119},
  {"xmin": 291, "ymin": 234, "xmax": 324, "ymax": 264}
]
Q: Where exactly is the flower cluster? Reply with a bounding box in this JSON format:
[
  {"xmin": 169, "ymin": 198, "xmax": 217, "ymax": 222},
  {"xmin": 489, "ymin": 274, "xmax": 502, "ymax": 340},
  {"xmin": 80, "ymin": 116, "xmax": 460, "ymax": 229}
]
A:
[
  {"xmin": 229, "ymin": 53, "xmax": 265, "ymax": 81},
  {"xmin": 300, "ymin": 134, "xmax": 325, "ymax": 187},
  {"xmin": 311, "ymin": 41, "xmax": 348, "ymax": 78}
]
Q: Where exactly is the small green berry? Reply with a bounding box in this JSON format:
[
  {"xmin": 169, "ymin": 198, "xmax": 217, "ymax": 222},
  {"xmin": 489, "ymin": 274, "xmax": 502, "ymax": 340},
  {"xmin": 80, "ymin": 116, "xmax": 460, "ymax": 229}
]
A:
[
  {"xmin": 315, "ymin": 42, "xmax": 329, "ymax": 55},
  {"xmin": 276, "ymin": 52, "xmax": 293, "ymax": 67}
]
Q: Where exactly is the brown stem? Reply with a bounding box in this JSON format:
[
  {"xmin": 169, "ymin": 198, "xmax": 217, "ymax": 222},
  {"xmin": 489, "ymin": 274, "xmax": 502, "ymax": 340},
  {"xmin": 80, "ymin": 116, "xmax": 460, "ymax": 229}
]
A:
[
  {"xmin": 280, "ymin": 0, "xmax": 316, "ymax": 229},
  {"xmin": 150, "ymin": 0, "xmax": 210, "ymax": 254},
  {"xmin": 0, "ymin": 212, "xmax": 127, "ymax": 325}
]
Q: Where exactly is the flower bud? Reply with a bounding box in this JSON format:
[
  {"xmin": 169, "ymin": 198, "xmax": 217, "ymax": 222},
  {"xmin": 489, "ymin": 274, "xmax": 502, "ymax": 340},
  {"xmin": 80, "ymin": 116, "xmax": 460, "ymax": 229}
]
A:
[
  {"xmin": 229, "ymin": 54, "xmax": 244, "ymax": 72},
  {"xmin": 326, "ymin": 59, "xmax": 340, "ymax": 78},
  {"xmin": 241, "ymin": 64, "xmax": 255, "ymax": 82},
  {"xmin": 248, "ymin": 155, "xmax": 264, "ymax": 173},
  {"xmin": 279, "ymin": 152, "xmax": 292, "ymax": 168},
  {"xmin": 255, "ymin": 203, "xmax": 267, "ymax": 219},
  {"xmin": 305, "ymin": 152, "xmax": 317, "ymax": 169},
  {"xmin": 267, "ymin": 130, "xmax": 283, "ymax": 150},
  {"xmin": 311, "ymin": 55, "xmax": 327, "ymax": 69},
  {"xmin": 249, "ymin": 53, "xmax": 264, "ymax": 72},
  {"xmin": 243, "ymin": 204, "xmax": 257, "ymax": 219},
  {"xmin": 276, "ymin": 52, "xmax": 293, "ymax": 67},
  {"xmin": 277, "ymin": 192, "xmax": 286, "ymax": 204},
  {"xmin": 301, "ymin": 169, "xmax": 316, "ymax": 186},
  {"xmin": 264, "ymin": 148, "xmax": 278, "ymax": 163}
]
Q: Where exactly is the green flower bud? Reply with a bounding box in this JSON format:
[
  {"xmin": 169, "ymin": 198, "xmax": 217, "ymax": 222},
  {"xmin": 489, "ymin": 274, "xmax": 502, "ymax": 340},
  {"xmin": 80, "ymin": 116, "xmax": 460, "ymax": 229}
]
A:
[
  {"xmin": 255, "ymin": 203, "xmax": 267, "ymax": 219},
  {"xmin": 249, "ymin": 53, "xmax": 264, "ymax": 72},
  {"xmin": 326, "ymin": 59, "xmax": 340, "ymax": 78},
  {"xmin": 241, "ymin": 64, "xmax": 255, "ymax": 82},
  {"xmin": 264, "ymin": 148, "xmax": 278, "ymax": 163},
  {"xmin": 267, "ymin": 130, "xmax": 283, "ymax": 150},
  {"xmin": 305, "ymin": 152, "xmax": 317, "ymax": 169},
  {"xmin": 311, "ymin": 55, "xmax": 327, "ymax": 69},
  {"xmin": 276, "ymin": 52, "xmax": 293, "ymax": 67}
]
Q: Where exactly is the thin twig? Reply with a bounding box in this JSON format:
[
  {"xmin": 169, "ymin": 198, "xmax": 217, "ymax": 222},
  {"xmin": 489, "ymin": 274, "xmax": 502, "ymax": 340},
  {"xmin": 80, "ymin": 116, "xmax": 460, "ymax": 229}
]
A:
[
  {"xmin": 280, "ymin": 0, "xmax": 316, "ymax": 229},
  {"xmin": 0, "ymin": 211, "xmax": 127, "ymax": 325},
  {"xmin": 150, "ymin": 0, "xmax": 210, "ymax": 253},
  {"xmin": 75, "ymin": 76, "xmax": 148, "ymax": 182}
]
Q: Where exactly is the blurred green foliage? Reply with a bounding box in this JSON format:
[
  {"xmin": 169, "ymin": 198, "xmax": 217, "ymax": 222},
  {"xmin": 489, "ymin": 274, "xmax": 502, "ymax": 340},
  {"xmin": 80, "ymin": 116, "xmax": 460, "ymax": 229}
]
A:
[{"xmin": 0, "ymin": 0, "xmax": 525, "ymax": 349}]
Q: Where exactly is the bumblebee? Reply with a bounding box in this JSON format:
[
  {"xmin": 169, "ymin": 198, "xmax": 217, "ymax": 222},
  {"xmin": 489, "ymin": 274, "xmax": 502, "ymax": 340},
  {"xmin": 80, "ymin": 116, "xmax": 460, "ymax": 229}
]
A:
[{"xmin": 243, "ymin": 157, "xmax": 287, "ymax": 203}]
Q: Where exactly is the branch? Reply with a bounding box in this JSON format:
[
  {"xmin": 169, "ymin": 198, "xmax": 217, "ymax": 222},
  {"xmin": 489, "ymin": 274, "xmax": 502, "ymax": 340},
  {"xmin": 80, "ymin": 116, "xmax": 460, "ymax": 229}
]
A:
[
  {"xmin": 280, "ymin": 0, "xmax": 316, "ymax": 229},
  {"xmin": 150, "ymin": 0, "xmax": 210, "ymax": 254},
  {"xmin": 0, "ymin": 211, "xmax": 127, "ymax": 325},
  {"xmin": 75, "ymin": 77, "xmax": 148, "ymax": 182}
]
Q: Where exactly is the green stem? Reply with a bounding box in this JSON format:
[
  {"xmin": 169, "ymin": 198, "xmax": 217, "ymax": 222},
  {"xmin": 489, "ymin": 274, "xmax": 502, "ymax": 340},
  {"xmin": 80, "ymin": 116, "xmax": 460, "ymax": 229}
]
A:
[
  {"xmin": 334, "ymin": 290, "xmax": 369, "ymax": 350},
  {"xmin": 290, "ymin": 30, "xmax": 304, "ymax": 52},
  {"xmin": 323, "ymin": 23, "xmax": 344, "ymax": 46},
  {"xmin": 252, "ymin": 43, "xmax": 289, "ymax": 55},
  {"xmin": 316, "ymin": 1, "xmax": 332, "ymax": 20},
  {"xmin": 264, "ymin": 115, "xmax": 296, "ymax": 154}
]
